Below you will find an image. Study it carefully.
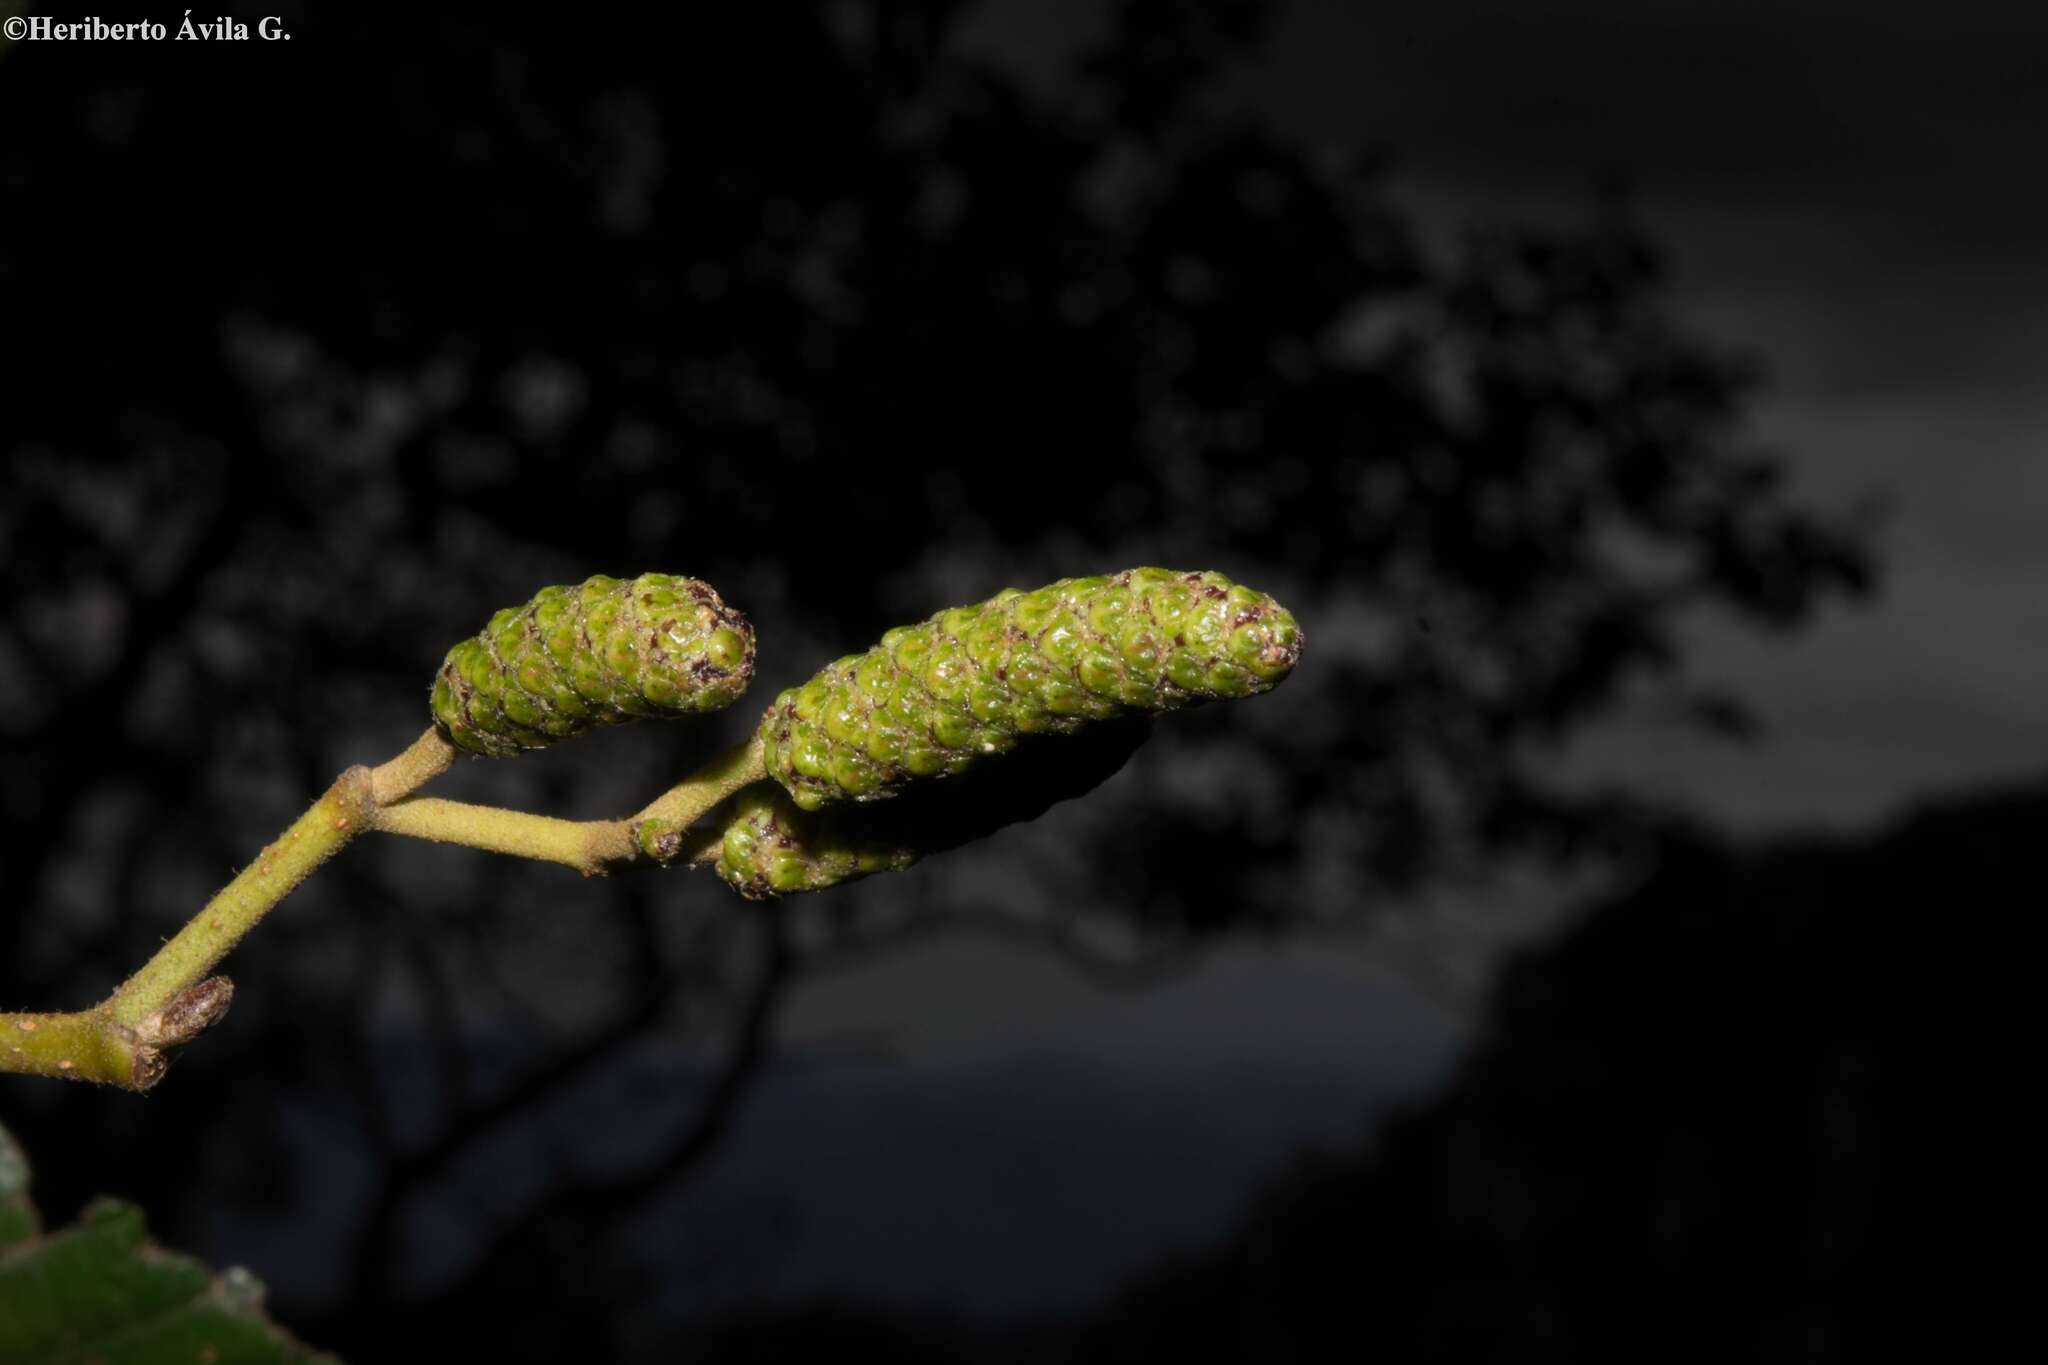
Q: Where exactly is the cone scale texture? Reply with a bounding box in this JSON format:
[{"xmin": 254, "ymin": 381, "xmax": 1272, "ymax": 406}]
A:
[
  {"xmin": 432, "ymin": 574, "xmax": 755, "ymax": 757},
  {"xmin": 714, "ymin": 789, "xmax": 921, "ymax": 898},
  {"xmin": 760, "ymin": 568, "xmax": 1300, "ymax": 811}
]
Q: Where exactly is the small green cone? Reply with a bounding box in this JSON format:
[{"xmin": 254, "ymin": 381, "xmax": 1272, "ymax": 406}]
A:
[
  {"xmin": 432, "ymin": 573, "xmax": 755, "ymax": 757},
  {"xmin": 714, "ymin": 789, "xmax": 922, "ymax": 899},
  {"xmin": 715, "ymin": 716, "xmax": 1150, "ymax": 898},
  {"xmin": 758, "ymin": 568, "xmax": 1300, "ymax": 810}
]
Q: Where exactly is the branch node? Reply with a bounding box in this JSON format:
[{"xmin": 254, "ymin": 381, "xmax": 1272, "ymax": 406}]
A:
[
  {"xmin": 337, "ymin": 764, "xmax": 375, "ymax": 820},
  {"xmin": 134, "ymin": 976, "xmax": 235, "ymax": 1048},
  {"xmin": 634, "ymin": 817, "xmax": 686, "ymax": 864},
  {"xmin": 130, "ymin": 1047, "xmax": 168, "ymax": 1092}
]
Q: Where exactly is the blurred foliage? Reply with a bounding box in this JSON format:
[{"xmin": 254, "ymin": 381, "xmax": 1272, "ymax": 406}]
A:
[
  {"xmin": 1072, "ymin": 781, "xmax": 2026, "ymax": 1363},
  {"xmin": 0, "ymin": 0, "xmax": 1874, "ymax": 931},
  {"xmin": 0, "ymin": 0, "xmax": 1877, "ymax": 1357},
  {"xmin": 686, "ymin": 779, "xmax": 2029, "ymax": 1362},
  {"xmin": 0, "ymin": 1121, "xmax": 334, "ymax": 1363}
]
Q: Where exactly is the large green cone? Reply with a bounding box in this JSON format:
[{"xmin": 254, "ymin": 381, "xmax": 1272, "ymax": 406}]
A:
[
  {"xmin": 716, "ymin": 718, "xmax": 1150, "ymax": 899},
  {"xmin": 759, "ymin": 568, "xmax": 1300, "ymax": 811},
  {"xmin": 432, "ymin": 573, "xmax": 755, "ymax": 757}
]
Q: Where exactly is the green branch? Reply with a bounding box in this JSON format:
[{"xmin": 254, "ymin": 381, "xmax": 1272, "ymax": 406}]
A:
[
  {"xmin": 0, "ymin": 728, "xmax": 758, "ymax": 1090},
  {"xmin": 627, "ymin": 734, "xmax": 766, "ymax": 860},
  {"xmin": 0, "ymin": 566, "xmax": 1300, "ymax": 1093},
  {"xmin": 368, "ymin": 725, "xmax": 459, "ymax": 804},
  {"xmin": 372, "ymin": 799, "xmax": 632, "ymax": 876},
  {"xmin": 1, "ymin": 732, "xmax": 455, "ymax": 1091},
  {"xmin": 368, "ymin": 735, "xmax": 767, "ymax": 875},
  {"xmin": 1, "ymin": 771, "xmax": 378, "ymax": 1089},
  {"xmin": 109, "ymin": 767, "xmax": 373, "ymax": 1030}
]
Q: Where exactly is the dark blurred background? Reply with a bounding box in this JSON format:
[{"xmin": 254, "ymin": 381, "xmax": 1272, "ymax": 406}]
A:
[{"xmin": 0, "ymin": 1, "xmax": 2034, "ymax": 1360}]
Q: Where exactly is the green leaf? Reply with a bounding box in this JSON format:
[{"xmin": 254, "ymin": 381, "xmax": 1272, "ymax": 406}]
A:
[{"xmin": 0, "ymin": 1120, "xmax": 336, "ymax": 1364}]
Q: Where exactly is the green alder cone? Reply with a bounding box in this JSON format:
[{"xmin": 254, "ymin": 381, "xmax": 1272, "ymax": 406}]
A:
[
  {"xmin": 432, "ymin": 573, "xmax": 755, "ymax": 757},
  {"xmin": 712, "ymin": 789, "xmax": 920, "ymax": 898},
  {"xmin": 714, "ymin": 717, "xmax": 1151, "ymax": 898},
  {"xmin": 759, "ymin": 567, "xmax": 1301, "ymax": 811}
]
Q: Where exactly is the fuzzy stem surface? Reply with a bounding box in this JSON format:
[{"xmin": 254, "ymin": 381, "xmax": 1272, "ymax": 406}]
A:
[
  {"xmin": 373, "ymin": 799, "xmax": 633, "ymax": 876},
  {"xmin": 368, "ymin": 735, "xmax": 769, "ymax": 873},
  {"xmin": 0, "ymin": 1009, "xmax": 158, "ymax": 1089},
  {"xmin": 4, "ymin": 736, "xmax": 432, "ymax": 1090},
  {"xmin": 632, "ymin": 734, "xmax": 767, "ymax": 829},
  {"xmin": 370, "ymin": 726, "xmax": 458, "ymax": 804},
  {"xmin": 1, "ymin": 731, "xmax": 759, "ymax": 1090},
  {"xmin": 109, "ymin": 767, "xmax": 375, "ymax": 1030}
]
